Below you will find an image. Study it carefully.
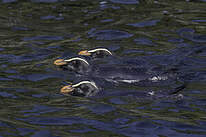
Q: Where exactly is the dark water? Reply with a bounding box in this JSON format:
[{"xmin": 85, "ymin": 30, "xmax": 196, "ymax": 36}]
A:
[{"xmin": 0, "ymin": 0, "xmax": 206, "ymax": 136}]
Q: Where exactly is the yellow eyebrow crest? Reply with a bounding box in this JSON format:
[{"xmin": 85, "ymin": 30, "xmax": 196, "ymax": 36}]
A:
[
  {"xmin": 88, "ymin": 48, "xmax": 112, "ymax": 55},
  {"xmin": 72, "ymin": 81, "xmax": 98, "ymax": 90}
]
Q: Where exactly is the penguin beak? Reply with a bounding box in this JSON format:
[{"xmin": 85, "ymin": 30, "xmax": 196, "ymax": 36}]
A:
[
  {"xmin": 54, "ymin": 59, "xmax": 67, "ymax": 66},
  {"xmin": 60, "ymin": 85, "xmax": 74, "ymax": 94},
  {"xmin": 78, "ymin": 50, "xmax": 91, "ymax": 56}
]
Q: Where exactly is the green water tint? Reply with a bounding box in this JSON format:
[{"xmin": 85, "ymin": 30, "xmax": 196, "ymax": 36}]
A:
[{"xmin": 0, "ymin": 0, "xmax": 206, "ymax": 136}]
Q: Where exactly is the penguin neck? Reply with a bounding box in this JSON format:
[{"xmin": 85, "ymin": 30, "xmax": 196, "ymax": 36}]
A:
[
  {"xmin": 71, "ymin": 84, "xmax": 99, "ymax": 97},
  {"xmin": 75, "ymin": 63, "xmax": 92, "ymax": 75}
]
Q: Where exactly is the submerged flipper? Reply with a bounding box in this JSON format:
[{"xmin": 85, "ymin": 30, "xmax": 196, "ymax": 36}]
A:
[
  {"xmin": 167, "ymin": 83, "xmax": 187, "ymax": 95},
  {"xmin": 152, "ymin": 83, "xmax": 186, "ymax": 98}
]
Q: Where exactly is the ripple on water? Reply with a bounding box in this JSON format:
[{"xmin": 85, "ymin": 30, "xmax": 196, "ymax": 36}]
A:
[
  {"xmin": 30, "ymin": 130, "xmax": 53, "ymax": 137},
  {"xmin": 88, "ymin": 29, "xmax": 133, "ymax": 40},
  {"xmin": 40, "ymin": 15, "xmax": 64, "ymax": 20},
  {"xmin": 177, "ymin": 28, "xmax": 206, "ymax": 43},
  {"xmin": 2, "ymin": 50, "xmax": 55, "ymax": 64},
  {"xmin": 17, "ymin": 116, "xmax": 114, "ymax": 128},
  {"xmin": 26, "ymin": 73, "xmax": 64, "ymax": 82},
  {"xmin": 128, "ymin": 20, "xmax": 160, "ymax": 27},
  {"xmin": 21, "ymin": 105, "xmax": 62, "ymax": 116},
  {"xmin": 0, "ymin": 77, "xmax": 13, "ymax": 81},
  {"xmin": 2, "ymin": 0, "xmax": 64, "ymax": 3},
  {"xmin": 109, "ymin": 97, "xmax": 126, "ymax": 104},
  {"xmin": 192, "ymin": 19, "xmax": 206, "ymax": 23},
  {"xmin": 0, "ymin": 91, "xmax": 17, "ymax": 98},
  {"xmin": 100, "ymin": 19, "xmax": 114, "ymax": 23},
  {"xmin": 70, "ymin": 128, "xmax": 96, "ymax": 133},
  {"xmin": 87, "ymin": 104, "xmax": 116, "ymax": 114},
  {"xmin": 123, "ymin": 49, "xmax": 155, "ymax": 55},
  {"xmin": 22, "ymin": 35, "xmax": 63, "ymax": 41},
  {"xmin": 17, "ymin": 128, "xmax": 35, "ymax": 136},
  {"xmin": 0, "ymin": 121, "xmax": 10, "ymax": 128},
  {"xmin": 3, "ymin": 69, "xmax": 18, "ymax": 74},
  {"xmin": 113, "ymin": 117, "xmax": 130, "ymax": 125},
  {"xmin": 190, "ymin": 35, "xmax": 206, "ymax": 43},
  {"xmin": 168, "ymin": 37, "xmax": 184, "ymax": 43},
  {"xmin": 12, "ymin": 26, "xmax": 30, "ymax": 31},
  {"xmin": 31, "ymin": 0, "xmax": 59, "ymax": 3},
  {"xmin": 177, "ymin": 28, "xmax": 195, "ymax": 35},
  {"xmin": 1, "ymin": 0, "xmax": 17, "ymax": 3},
  {"xmin": 110, "ymin": 0, "xmax": 139, "ymax": 4},
  {"xmin": 134, "ymin": 38, "xmax": 154, "ymax": 46},
  {"xmin": 32, "ymin": 93, "xmax": 50, "ymax": 98},
  {"xmin": 17, "ymin": 116, "xmax": 164, "ymax": 136},
  {"xmin": 7, "ymin": 73, "xmax": 65, "ymax": 82}
]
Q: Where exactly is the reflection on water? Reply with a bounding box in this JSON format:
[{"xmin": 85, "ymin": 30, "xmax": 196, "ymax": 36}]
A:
[{"xmin": 0, "ymin": 0, "xmax": 206, "ymax": 136}]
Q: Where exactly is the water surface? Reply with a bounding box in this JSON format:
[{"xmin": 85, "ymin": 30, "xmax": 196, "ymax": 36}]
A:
[{"xmin": 0, "ymin": 0, "xmax": 206, "ymax": 136}]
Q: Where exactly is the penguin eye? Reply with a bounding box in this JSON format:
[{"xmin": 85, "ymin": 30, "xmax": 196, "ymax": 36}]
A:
[
  {"xmin": 98, "ymin": 51, "xmax": 103, "ymax": 56},
  {"xmin": 72, "ymin": 61, "xmax": 77, "ymax": 65},
  {"xmin": 96, "ymin": 51, "xmax": 100, "ymax": 55},
  {"xmin": 92, "ymin": 51, "xmax": 99, "ymax": 58}
]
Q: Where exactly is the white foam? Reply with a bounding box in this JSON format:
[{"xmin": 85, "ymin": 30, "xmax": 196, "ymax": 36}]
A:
[
  {"xmin": 118, "ymin": 79, "xmax": 140, "ymax": 83},
  {"xmin": 149, "ymin": 76, "xmax": 168, "ymax": 82}
]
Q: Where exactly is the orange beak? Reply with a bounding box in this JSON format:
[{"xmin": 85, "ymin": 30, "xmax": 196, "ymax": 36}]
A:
[
  {"xmin": 78, "ymin": 50, "xmax": 91, "ymax": 56},
  {"xmin": 60, "ymin": 85, "xmax": 74, "ymax": 94},
  {"xmin": 54, "ymin": 59, "xmax": 67, "ymax": 66}
]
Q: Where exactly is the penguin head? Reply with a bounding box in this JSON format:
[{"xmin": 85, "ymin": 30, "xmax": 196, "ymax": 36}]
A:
[
  {"xmin": 54, "ymin": 57, "xmax": 90, "ymax": 73},
  {"xmin": 60, "ymin": 81, "xmax": 99, "ymax": 97}
]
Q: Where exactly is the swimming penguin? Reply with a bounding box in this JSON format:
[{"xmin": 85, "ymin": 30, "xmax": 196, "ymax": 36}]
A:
[
  {"xmin": 54, "ymin": 57, "xmax": 176, "ymax": 84},
  {"xmin": 78, "ymin": 48, "xmax": 148, "ymax": 67},
  {"xmin": 78, "ymin": 48, "xmax": 112, "ymax": 58},
  {"xmin": 60, "ymin": 81, "xmax": 99, "ymax": 97},
  {"xmin": 60, "ymin": 79, "xmax": 186, "ymax": 97}
]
